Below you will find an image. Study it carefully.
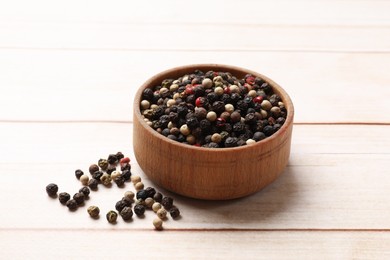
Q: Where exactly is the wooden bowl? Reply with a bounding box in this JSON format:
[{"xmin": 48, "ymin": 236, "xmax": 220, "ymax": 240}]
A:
[{"xmin": 133, "ymin": 64, "xmax": 294, "ymax": 200}]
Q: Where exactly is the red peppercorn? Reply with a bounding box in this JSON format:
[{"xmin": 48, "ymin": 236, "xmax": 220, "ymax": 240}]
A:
[
  {"xmin": 120, "ymin": 157, "xmax": 130, "ymax": 164},
  {"xmin": 224, "ymin": 86, "xmax": 231, "ymax": 94},
  {"xmin": 195, "ymin": 97, "xmax": 202, "ymax": 107},
  {"xmin": 185, "ymin": 84, "xmax": 194, "ymax": 95},
  {"xmin": 216, "ymin": 117, "xmax": 226, "ymax": 128},
  {"xmin": 253, "ymin": 96, "xmax": 263, "ymax": 104},
  {"xmin": 246, "ymin": 76, "xmax": 255, "ymax": 85}
]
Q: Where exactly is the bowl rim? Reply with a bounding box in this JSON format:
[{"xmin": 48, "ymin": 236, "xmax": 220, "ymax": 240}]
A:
[{"xmin": 134, "ymin": 63, "xmax": 294, "ymax": 153}]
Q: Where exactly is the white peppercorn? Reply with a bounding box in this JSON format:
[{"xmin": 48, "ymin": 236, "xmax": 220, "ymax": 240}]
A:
[
  {"xmin": 134, "ymin": 181, "xmax": 144, "ymax": 191},
  {"xmin": 145, "ymin": 198, "xmax": 155, "ymax": 209},
  {"xmin": 111, "ymin": 171, "xmax": 121, "ymax": 181},
  {"xmin": 180, "ymin": 124, "xmax": 190, "ymax": 136},
  {"xmin": 214, "ymin": 86, "xmax": 224, "ymax": 96},
  {"xmin": 206, "ymin": 111, "xmax": 217, "ymax": 122},
  {"xmin": 157, "ymin": 208, "xmax": 167, "ymax": 219},
  {"xmin": 140, "ymin": 100, "xmax": 150, "ymax": 110},
  {"xmin": 80, "ymin": 175, "xmax": 89, "ymax": 186},
  {"xmin": 246, "ymin": 139, "xmax": 256, "ymax": 145},
  {"xmin": 261, "ymin": 100, "xmax": 272, "ymax": 110},
  {"xmin": 202, "ymin": 78, "xmax": 213, "ymax": 88},
  {"xmin": 225, "ymin": 104, "xmax": 234, "ymax": 114},
  {"xmin": 153, "ymin": 218, "xmax": 163, "ymax": 230},
  {"xmin": 211, "ymin": 133, "xmax": 222, "ymax": 143},
  {"xmin": 124, "ymin": 191, "xmax": 135, "ymax": 201},
  {"xmin": 152, "ymin": 202, "xmax": 162, "ymax": 213},
  {"xmin": 131, "ymin": 175, "xmax": 141, "ymax": 184}
]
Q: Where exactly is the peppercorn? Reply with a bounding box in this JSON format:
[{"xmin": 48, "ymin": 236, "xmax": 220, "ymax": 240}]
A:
[
  {"xmin": 131, "ymin": 175, "xmax": 141, "ymax": 184},
  {"xmin": 73, "ymin": 192, "xmax": 85, "ymax": 205},
  {"xmin": 145, "ymin": 187, "xmax": 156, "ymax": 198},
  {"xmin": 153, "ymin": 192, "xmax": 163, "ymax": 203},
  {"xmin": 98, "ymin": 159, "xmax": 109, "ymax": 171},
  {"xmin": 145, "ymin": 198, "xmax": 155, "ymax": 209},
  {"xmin": 88, "ymin": 178, "xmax": 99, "ymax": 190},
  {"xmin": 114, "ymin": 176, "xmax": 125, "ymax": 187},
  {"xmin": 106, "ymin": 164, "xmax": 116, "ymax": 175},
  {"xmin": 111, "ymin": 171, "xmax": 121, "ymax": 181},
  {"xmin": 115, "ymin": 199, "xmax": 128, "ymax": 212},
  {"xmin": 134, "ymin": 182, "xmax": 144, "ymax": 191},
  {"xmin": 161, "ymin": 197, "xmax": 174, "ymax": 210},
  {"xmin": 66, "ymin": 199, "xmax": 78, "ymax": 210},
  {"xmin": 135, "ymin": 198, "xmax": 146, "ymax": 206},
  {"xmin": 263, "ymin": 125, "xmax": 274, "ymax": 136},
  {"xmin": 100, "ymin": 173, "xmax": 112, "ymax": 186},
  {"xmin": 80, "ymin": 175, "xmax": 89, "ymax": 186},
  {"xmin": 153, "ymin": 218, "xmax": 163, "ymax": 230},
  {"xmin": 122, "ymin": 197, "xmax": 133, "ymax": 207},
  {"xmin": 121, "ymin": 164, "xmax": 131, "ymax": 172},
  {"xmin": 58, "ymin": 192, "xmax": 70, "ymax": 204},
  {"xmin": 106, "ymin": 210, "xmax": 118, "ymax": 224},
  {"xmin": 46, "ymin": 183, "xmax": 58, "ymax": 197},
  {"xmin": 120, "ymin": 207, "xmax": 133, "ymax": 221},
  {"xmin": 87, "ymin": 206, "xmax": 100, "ymax": 218},
  {"xmin": 107, "ymin": 154, "xmax": 118, "ymax": 165},
  {"xmin": 92, "ymin": 170, "xmax": 103, "ymax": 181},
  {"xmin": 75, "ymin": 169, "xmax": 84, "ymax": 179},
  {"xmin": 134, "ymin": 204, "xmax": 146, "ymax": 216},
  {"xmin": 169, "ymin": 207, "xmax": 181, "ymax": 219},
  {"xmin": 156, "ymin": 208, "xmax": 167, "ymax": 219},
  {"xmin": 136, "ymin": 190, "xmax": 149, "ymax": 200},
  {"xmin": 120, "ymin": 157, "xmax": 130, "ymax": 165},
  {"xmin": 89, "ymin": 164, "xmax": 99, "ymax": 174},
  {"xmin": 124, "ymin": 191, "xmax": 135, "ymax": 201},
  {"xmin": 79, "ymin": 186, "xmax": 90, "ymax": 197},
  {"xmin": 152, "ymin": 202, "xmax": 162, "ymax": 213}
]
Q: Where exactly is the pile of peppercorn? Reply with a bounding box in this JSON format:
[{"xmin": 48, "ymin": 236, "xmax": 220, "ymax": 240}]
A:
[
  {"xmin": 46, "ymin": 152, "xmax": 180, "ymax": 230},
  {"xmin": 140, "ymin": 70, "xmax": 287, "ymax": 148}
]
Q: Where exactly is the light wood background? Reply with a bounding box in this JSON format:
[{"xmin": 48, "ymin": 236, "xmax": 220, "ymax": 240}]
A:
[{"xmin": 1, "ymin": 0, "xmax": 390, "ymax": 259}]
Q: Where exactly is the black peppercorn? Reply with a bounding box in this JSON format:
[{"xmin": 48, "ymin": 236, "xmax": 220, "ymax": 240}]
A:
[
  {"xmin": 88, "ymin": 178, "xmax": 99, "ymax": 190},
  {"xmin": 120, "ymin": 207, "xmax": 133, "ymax": 221},
  {"xmin": 212, "ymin": 101, "xmax": 225, "ymax": 114},
  {"xmin": 136, "ymin": 190, "xmax": 149, "ymax": 200},
  {"xmin": 58, "ymin": 192, "xmax": 70, "ymax": 204},
  {"xmin": 145, "ymin": 187, "xmax": 156, "ymax": 198},
  {"xmin": 46, "ymin": 183, "xmax": 58, "ymax": 197},
  {"xmin": 253, "ymin": 131, "xmax": 266, "ymax": 141},
  {"xmin": 122, "ymin": 197, "xmax": 133, "ymax": 207},
  {"xmin": 134, "ymin": 204, "xmax": 146, "ymax": 216},
  {"xmin": 114, "ymin": 176, "xmax": 125, "ymax": 187},
  {"xmin": 75, "ymin": 169, "xmax": 84, "ymax": 179},
  {"xmin": 120, "ymin": 170, "xmax": 131, "ymax": 181},
  {"xmin": 89, "ymin": 164, "xmax": 99, "ymax": 174},
  {"xmin": 153, "ymin": 192, "xmax": 163, "ymax": 203},
  {"xmin": 115, "ymin": 199, "xmax": 128, "ymax": 212},
  {"xmin": 263, "ymin": 125, "xmax": 274, "ymax": 136},
  {"xmin": 107, "ymin": 154, "xmax": 118, "ymax": 165},
  {"xmin": 115, "ymin": 152, "xmax": 124, "ymax": 161},
  {"xmin": 106, "ymin": 164, "xmax": 116, "ymax": 175},
  {"xmin": 121, "ymin": 163, "xmax": 131, "ymax": 172},
  {"xmin": 66, "ymin": 199, "xmax": 78, "ymax": 210},
  {"xmin": 169, "ymin": 207, "xmax": 181, "ymax": 219},
  {"xmin": 161, "ymin": 196, "xmax": 174, "ymax": 210},
  {"xmin": 224, "ymin": 137, "xmax": 238, "ymax": 148},
  {"xmin": 73, "ymin": 192, "xmax": 85, "ymax": 205},
  {"xmin": 92, "ymin": 170, "xmax": 103, "ymax": 181},
  {"xmin": 142, "ymin": 88, "xmax": 154, "ymax": 101},
  {"xmin": 186, "ymin": 117, "xmax": 199, "ymax": 130},
  {"xmin": 79, "ymin": 187, "xmax": 90, "ymax": 197}
]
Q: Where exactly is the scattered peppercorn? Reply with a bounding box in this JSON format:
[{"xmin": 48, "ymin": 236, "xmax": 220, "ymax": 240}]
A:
[
  {"xmin": 153, "ymin": 192, "xmax": 163, "ymax": 203},
  {"xmin": 66, "ymin": 199, "xmax": 78, "ymax": 210},
  {"xmin": 115, "ymin": 152, "xmax": 124, "ymax": 161},
  {"xmin": 161, "ymin": 197, "xmax": 174, "ymax": 210},
  {"xmin": 169, "ymin": 207, "xmax": 181, "ymax": 219},
  {"xmin": 136, "ymin": 190, "xmax": 149, "ymax": 200},
  {"xmin": 79, "ymin": 187, "xmax": 90, "ymax": 197},
  {"xmin": 106, "ymin": 210, "xmax": 118, "ymax": 224},
  {"xmin": 89, "ymin": 164, "xmax": 99, "ymax": 174},
  {"xmin": 145, "ymin": 187, "xmax": 156, "ymax": 198},
  {"xmin": 107, "ymin": 154, "xmax": 118, "ymax": 165},
  {"xmin": 157, "ymin": 208, "xmax": 167, "ymax": 219},
  {"xmin": 106, "ymin": 164, "xmax": 116, "ymax": 175},
  {"xmin": 92, "ymin": 170, "xmax": 104, "ymax": 181},
  {"xmin": 124, "ymin": 191, "xmax": 135, "ymax": 201},
  {"xmin": 58, "ymin": 192, "xmax": 70, "ymax": 204},
  {"xmin": 115, "ymin": 199, "xmax": 128, "ymax": 212},
  {"xmin": 134, "ymin": 182, "xmax": 144, "ymax": 191},
  {"xmin": 121, "ymin": 169, "xmax": 131, "ymax": 181},
  {"xmin": 120, "ymin": 207, "xmax": 133, "ymax": 221},
  {"xmin": 134, "ymin": 204, "xmax": 146, "ymax": 216},
  {"xmin": 100, "ymin": 173, "xmax": 112, "ymax": 186},
  {"xmin": 131, "ymin": 175, "xmax": 141, "ymax": 184},
  {"xmin": 114, "ymin": 176, "xmax": 125, "ymax": 187},
  {"xmin": 80, "ymin": 175, "xmax": 89, "ymax": 186},
  {"xmin": 145, "ymin": 198, "xmax": 155, "ymax": 209},
  {"xmin": 87, "ymin": 206, "xmax": 100, "ymax": 218},
  {"xmin": 88, "ymin": 178, "xmax": 99, "ymax": 190},
  {"xmin": 98, "ymin": 159, "xmax": 109, "ymax": 171},
  {"xmin": 153, "ymin": 218, "xmax": 163, "ymax": 230},
  {"xmin": 46, "ymin": 183, "xmax": 58, "ymax": 197},
  {"xmin": 152, "ymin": 202, "xmax": 162, "ymax": 213},
  {"xmin": 73, "ymin": 192, "xmax": 85, "ymax": 205},
  {"xmin": 75, "ymin": 169, "xmax": 84, "ymax": 179}
]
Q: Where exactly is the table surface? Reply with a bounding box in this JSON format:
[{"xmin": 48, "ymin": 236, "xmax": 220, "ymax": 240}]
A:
[{"xmin": 1, "ymin": 0, "xmax": 390, "ymax": 259}]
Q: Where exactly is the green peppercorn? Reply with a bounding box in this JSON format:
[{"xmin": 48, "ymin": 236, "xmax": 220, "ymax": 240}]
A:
[
  {"xmin": 79, "ymin": 187, "xmax": 90, "ymax": 197},
  {"xmin": 134, "ymin": 204, "xmax": 146, "ymax": 216},
  {"xmin": 98, "ymin": 159, "xmax": 109, "ymax": 171},
  {"xmin": 75, "ymin": 169, "xmax": 84, "ymax": 179},
  {"xmin": 106, "ymin": 210, "xmax": 118, "ymax": 224},
  {"xmin": 58, "ymin": 192, "xmax": 70, "ymax": 204},
  {"xmin": 100, "ymin": 173, "xmax": 112, "ymax": 186},
  {"xmin": 161, "ymin": 196, "xmax": 174, "ymax": 210},
  {"xmin": 153, "ymin": 218, "xmax": 163, "ymax": 230},
  {"xmin": 120, "ymin": 207, "xmax": 133, "ymax": 221},
  {"xmin": 46, "ymin": 183, "xmax": 58, "ymax": 197},
  {"xmin": 66, "ymin": 199, "xmax": 78, "ymax": 210},
  {"xmin": 87, "ymin": 206, "xmax": 100, "ymax": 218},
  {"xmin": 169, "ymin": 207, "xmax": 181, "ymax": 219},
  {"xmin": 89, "ymin": 164, "xmax": 99, "ymax": 174},
  {"xmin": 73, "ymin": 192, "xmax": 85, "ymax": 205}
]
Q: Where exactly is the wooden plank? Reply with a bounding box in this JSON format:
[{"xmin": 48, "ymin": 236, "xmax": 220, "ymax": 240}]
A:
[
  {"xmin": 0, "ymin": 0, "xmax": 389, "ymax": 26},
  {"xmin": 1, "ymin": 22, "xmax": 389, "ymax": 52},
  {"xmin": 2, "ymin": 230, "xmax": 390, "ymax": 259},
  {"xmin": 0, "ymin": 123, "xmax": 389, "ymax": 229},
  {"xmin": 0, "ymin": 50, "xmax": 389, "ymax": 123}
]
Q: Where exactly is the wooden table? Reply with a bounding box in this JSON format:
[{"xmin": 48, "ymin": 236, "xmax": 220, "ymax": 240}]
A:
[{"xmin": 1, "ymin": 1, "xmax": 390, "ymax": 258}]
